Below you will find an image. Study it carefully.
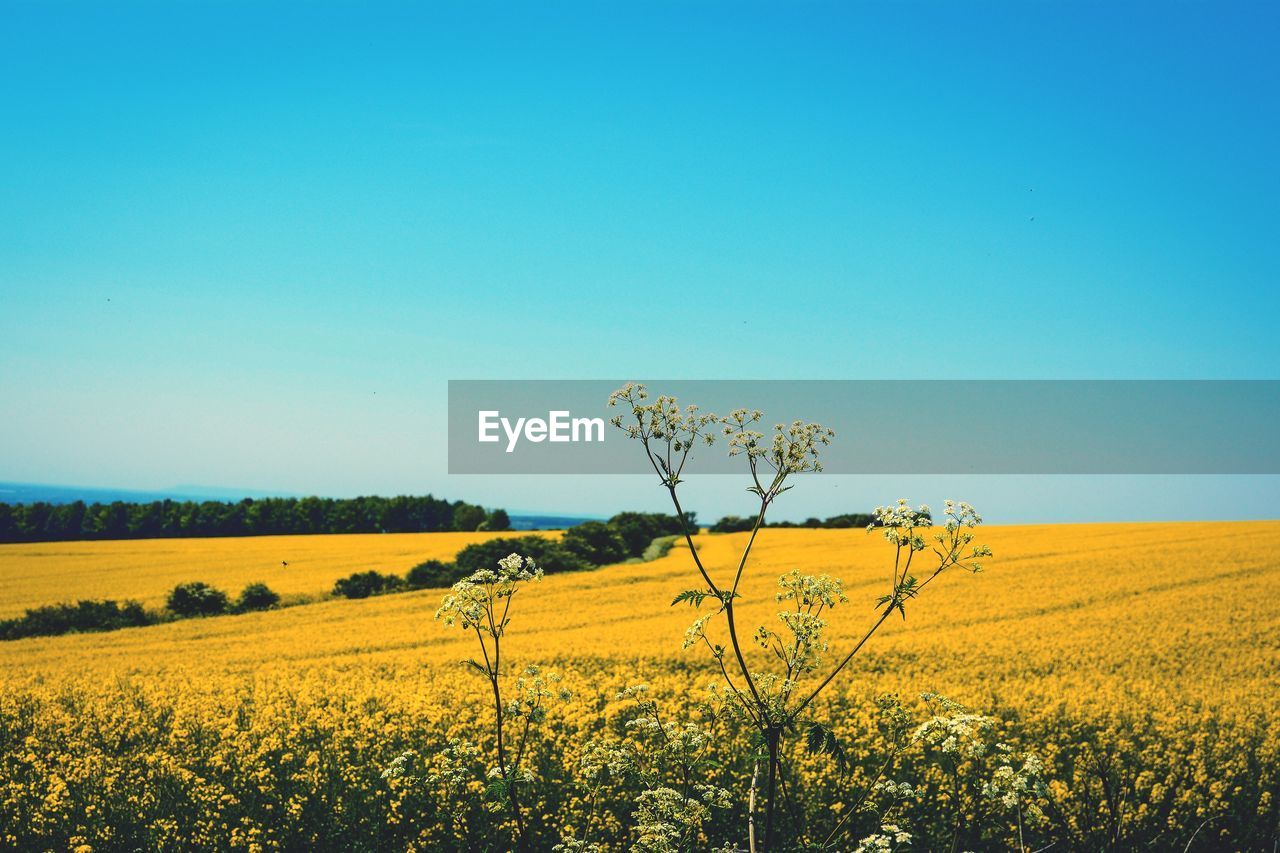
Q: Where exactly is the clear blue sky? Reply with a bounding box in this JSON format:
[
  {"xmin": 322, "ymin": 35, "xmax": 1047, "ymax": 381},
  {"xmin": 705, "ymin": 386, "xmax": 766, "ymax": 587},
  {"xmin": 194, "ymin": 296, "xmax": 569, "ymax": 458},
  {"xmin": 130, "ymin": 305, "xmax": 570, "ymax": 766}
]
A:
[{"xmin": 2, "ymin": 1, "xmax": 1278, "ymax": 521}]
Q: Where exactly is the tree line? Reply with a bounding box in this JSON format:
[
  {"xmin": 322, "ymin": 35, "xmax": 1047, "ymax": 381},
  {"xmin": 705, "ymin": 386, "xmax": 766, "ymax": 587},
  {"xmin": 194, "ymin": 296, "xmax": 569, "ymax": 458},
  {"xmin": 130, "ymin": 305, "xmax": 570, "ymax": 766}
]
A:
[
  {"xmin": 708, "ymin": 511, "xmax": 880, "ymax": 533},
  {"xmin": 0, "ymin": 495, "xmax": 510, "ymax": 543}
]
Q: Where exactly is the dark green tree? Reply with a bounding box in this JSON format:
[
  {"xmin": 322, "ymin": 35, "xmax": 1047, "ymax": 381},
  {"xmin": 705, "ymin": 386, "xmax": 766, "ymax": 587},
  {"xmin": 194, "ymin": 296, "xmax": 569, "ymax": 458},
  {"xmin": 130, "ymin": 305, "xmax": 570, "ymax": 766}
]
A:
[
  {"xmin": 561, "ymin": 521, "xmax": 628, "ymax": 566},
  {"xmin": 452, "ymin": 503, "xmax": 487, "ymax": 531},
  {"xmin": 237, "ymin": 582, "xmax": 280, "ymax": 611},
  {"xmin": 405, "ymin": 559, "xmax": 464, "ymax": 590},
  {"xmin": 333, "ymin": 570, "xmax": 404, "ymax": 599},
  {"xmin": 166, "ymin": 582, "xmax": 230, "ymax": 617},
  {"xmin": 484, "ymin": 508, "xmax": 512, "ymax": 531},
  {"xmin": 454, "ymin": 535, "xmax": 590, "ymax": 575}
]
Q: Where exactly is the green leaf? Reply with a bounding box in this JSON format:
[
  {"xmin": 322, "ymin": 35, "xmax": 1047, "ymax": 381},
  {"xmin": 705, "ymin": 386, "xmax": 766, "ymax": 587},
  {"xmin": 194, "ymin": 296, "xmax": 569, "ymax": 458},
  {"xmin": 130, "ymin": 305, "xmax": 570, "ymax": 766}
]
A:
[
  {"xmin": 483, "ymin": 779, "xmax": 509, "ymax": 803},
  {"xmin": 805, "ymin": 721, "xmax": 850, "ymax": 774},
  {"xmin": 805, "ymin": 720, "xmax": 830, "ymax": 753},
  {"xmin": 671, "ymin": 589, "xmax": 709, "ymax": 608}
]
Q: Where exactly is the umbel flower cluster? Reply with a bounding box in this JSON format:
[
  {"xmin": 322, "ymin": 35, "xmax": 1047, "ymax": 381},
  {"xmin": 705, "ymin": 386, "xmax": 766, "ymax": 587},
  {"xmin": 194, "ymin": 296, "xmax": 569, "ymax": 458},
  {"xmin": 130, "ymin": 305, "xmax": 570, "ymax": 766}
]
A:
[{"xmin": 435, "ymin": 553, "xmax": 543, "ymax": 634}]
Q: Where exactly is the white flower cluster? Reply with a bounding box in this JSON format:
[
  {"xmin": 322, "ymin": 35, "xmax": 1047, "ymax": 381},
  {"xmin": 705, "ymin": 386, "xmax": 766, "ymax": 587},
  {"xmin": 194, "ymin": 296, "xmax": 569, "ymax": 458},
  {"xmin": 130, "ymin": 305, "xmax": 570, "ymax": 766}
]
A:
[
  {"xmin": 769, "ymin": 419, "xmax": 836, "ymax": 475},
  {"xmin": 553, "ymin": 839, "xmax": 603, "ymax": 853},
  {"xmin": 576, "ymin": 738, "xmax": 637, "ymax": 783},
  {"xmin": 937, "ymin": 501, "xmax": 992, "ymax": 571},
  {"xmin": 722, "ymin": 408, "xmax": 766, "ymax": 459},
  {"xmin": 632, "ymin": 786, "xmax": 713, "ymax": 851},
  {"xmin": 681, "ymin": 613, "xmax": 714, "ymax": 651},
  {"xmin": 608, "ymin": 384, "xmax": 719, "ymax": 453},
  {"xmin": 628, "ymin": 783, "xmax": 734, "ymax": 852},
  {"xmin": 773, "ymin": 610, "xmax": 829, "ymax": 671},
  {"xmin": 913, "ymin": 693, "xmax": 996, "ymax": 759},
  {"xmin": 873, "ymin": 779, "xmax": 917, "ymax": 801},
  {"xmin": 722, "ymin": 411, "xmax": 835, "ymax": 477},
  {"xmin": 775, "ymin": 569, "xmax": 847, "ymax": 608},
  {"xmin": 868, "ymin": 499, "xmax": 932, "ymax": 549},
  {"xmin": 869, "ymin": 499, "xmax": 993, "ymax": 574},
  {"xmin": 941, "ymin": 499, "xmax": 982, "ymax": 530},
  {"xmin": 855, "ymin": 823, "xmax": 913, "ymax": 851},
  {"xmin": 382, "ymin": 737, "xmax": 482, "ymax": 793},
  {"xmin": 505, "ymin": 665, "xmax": 572, "ymax": 724},
  {"xmin": 380, "ymin": 749, "xmax": 419, "ymax": 780},
  {"xmin": 609, "ymin": 385, "xmax": 835, "ymax": 490},
  {"xmin": 577, "ymin": 685, "xmax": 731, "ymax": 852},
  {"xmin": 427, "ymin": 738, "xmax": 481, "ymax": 789},
  {"xmin": 982, "ymin": 753, "xmax": 1047, "ymax": 811},
  {"xmin": 434, "ymin": 553, "xmax": 543, "ymax": 634},
  {"xmin": 751, "ymin": 571, "xmax": 849, "ymax": 674},
  {"xmin": 486, "ymin": 764, "xmax": 534, "ymax": 784}
]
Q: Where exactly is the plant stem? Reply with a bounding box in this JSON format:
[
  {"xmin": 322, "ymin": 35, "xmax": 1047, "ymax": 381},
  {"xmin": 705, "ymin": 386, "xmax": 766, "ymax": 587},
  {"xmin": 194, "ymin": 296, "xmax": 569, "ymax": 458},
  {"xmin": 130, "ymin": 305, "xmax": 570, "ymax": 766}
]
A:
[
  {"xmin": 487, "ymin": 634, "xmax": 527, "ymax": 850},
  {"xmin": 667, "ymin": 485, "xmax": 764, "ymax": 709},
  {"xmin": 764, "ymin": 731, "xmax": 780, "ymax": 852},
  {"xmin": 748, "ymin": 757, "xmax": 760, "ymax": 853}
]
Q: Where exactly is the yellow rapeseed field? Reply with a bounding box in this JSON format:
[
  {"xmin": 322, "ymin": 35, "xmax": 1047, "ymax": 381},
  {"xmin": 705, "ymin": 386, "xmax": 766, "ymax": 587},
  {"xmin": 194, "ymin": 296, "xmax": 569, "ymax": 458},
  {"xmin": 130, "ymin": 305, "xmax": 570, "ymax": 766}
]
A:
[
  {"xmin": 1, "ymin": 522, "xmax": 1277, "ymax": 850},
  {"xmin": 0, "ymin": 529, "xmax": 560, "ymax": 617}
]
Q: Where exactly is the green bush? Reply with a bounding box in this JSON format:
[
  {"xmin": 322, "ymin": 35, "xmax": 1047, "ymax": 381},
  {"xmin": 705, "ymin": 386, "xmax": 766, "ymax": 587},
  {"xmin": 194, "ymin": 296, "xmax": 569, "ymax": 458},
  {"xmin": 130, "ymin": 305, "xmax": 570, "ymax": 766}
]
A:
[
  {"xmin": 711, "ymin": 512, "xmax": 880, "ymax": 532},
  {"xmin": 821, "ymin": 512, "xmax": 875, "ymax": 528},
  {"xmin": 607, "ymin": 511, "xmax": 689, "ymax": 556},
  {"xmin": 452, "ymin": 503, "xmax": 487, "ymax": 532},
  {"xmin": 237, "ymin": 582, "xmax": 280, "ymax": 612},
  {"xmin": 0, "ymin": 599, "xmax": 154, "ymax": 641},
  {"xmin": 333, "ymin": 570, "xmax": 405, "ymax": 599},
  {"xmin": 166, "ymin": 582, "xmax": 230, "ymax": 617},
  {"xmin": 561, "ymin": 521, "xmax": 629, "ymax": 566},
  {"xmin": 454, "ymin": 535, "xmax": 590, "ymax": 576},
  {"xmin": 405, "ymin": 560, "xmax": 464, "ymax": 590},
  {"xmin": 483, "ymin": 508, "xmax": 511, "ymax": 531},
  {"xmin": 709, "ymin": 515, "xmax": 755, "ymax": 533}
]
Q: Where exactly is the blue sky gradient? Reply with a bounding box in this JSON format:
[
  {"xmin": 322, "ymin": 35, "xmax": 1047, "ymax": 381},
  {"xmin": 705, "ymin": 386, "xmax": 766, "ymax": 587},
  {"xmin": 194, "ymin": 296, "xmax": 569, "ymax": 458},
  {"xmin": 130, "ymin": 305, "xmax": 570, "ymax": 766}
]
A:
[{"xmin": 2, "ymin": 2, "xmax": 1278, "ymax": 521}]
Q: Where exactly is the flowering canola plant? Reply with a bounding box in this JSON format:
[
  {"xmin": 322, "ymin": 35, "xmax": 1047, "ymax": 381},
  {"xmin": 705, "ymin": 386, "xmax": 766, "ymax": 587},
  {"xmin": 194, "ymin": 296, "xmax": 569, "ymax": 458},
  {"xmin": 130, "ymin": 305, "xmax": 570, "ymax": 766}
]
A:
[{"xmin": 0, "ymin": 519, "xmax": 1277, "ymax": 848}]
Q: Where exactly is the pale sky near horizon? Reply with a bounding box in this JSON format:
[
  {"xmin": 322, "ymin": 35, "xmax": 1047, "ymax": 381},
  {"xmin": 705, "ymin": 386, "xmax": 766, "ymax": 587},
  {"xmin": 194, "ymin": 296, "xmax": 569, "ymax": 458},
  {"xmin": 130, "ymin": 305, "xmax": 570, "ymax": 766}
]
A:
[{"xmin": 2, "ymin": 2, "xmax": 1278, "ymax": 522}]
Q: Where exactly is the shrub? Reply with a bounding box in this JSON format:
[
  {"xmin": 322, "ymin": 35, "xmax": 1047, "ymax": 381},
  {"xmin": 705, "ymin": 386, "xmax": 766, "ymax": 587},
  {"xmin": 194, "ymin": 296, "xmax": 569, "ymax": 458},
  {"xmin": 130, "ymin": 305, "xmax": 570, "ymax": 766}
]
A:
[
  {"xmin": 605, "ymin": 511, "xmax": 688, "ymax": 556},
  {"xmin": 560, "ymin": 521, "xmax": 629, "ymax": 566},
  {"xmin": 454, "ymin": 535, "xmax": 590, "ymax": 576},
  {"xmin": 452, "ymin": 503, "xmax": 487, "ymax": 532},
  {"xmin": 333, "ymin": 570, "xmax": 404, "ymax": 599},
  {"xmin": 0, "ymin": 599, "xmax": 153, "ymax": 641},
  {"xmin": 405, "ymin": 559, "xmax": 465, "ymax": 590},
  {"xmin": 166, "ymin": 582, "xmax": 230, "ymax": 617},
  {"xmin": 822, "ymin": 512, "xmax": 875, "ymax": 528},
  {"xmin": 713, "ymin": 512, "xmax": 881, "ymax": 531},
  {"xmin": 709, "ymin": 514, "xmax": 755, "ymax": 533},
  {"xmin": 237, "ymin": 582, "xmax": 280, "ymax": 612},
  {"xmin": 483, "ymin": 508, "xmax": 511, "ymax": 531}
]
